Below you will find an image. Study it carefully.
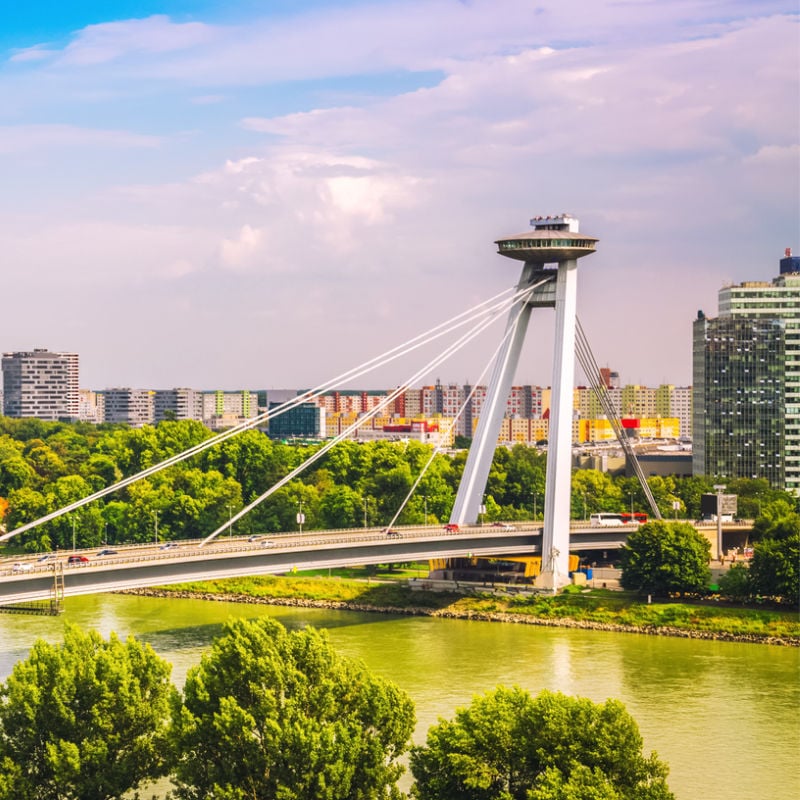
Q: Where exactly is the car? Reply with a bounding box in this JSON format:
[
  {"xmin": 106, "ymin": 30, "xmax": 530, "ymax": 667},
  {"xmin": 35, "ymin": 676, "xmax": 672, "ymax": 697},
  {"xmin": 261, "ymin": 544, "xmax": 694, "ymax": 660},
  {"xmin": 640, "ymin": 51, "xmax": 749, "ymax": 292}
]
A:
[
  {"xmin": 444, "ymin": 523, "xmax": 460, "ymax": 533},
  {"xmin": 491, "ymin": 522, "xmax": 516, "ymax": 531},
  {"xmin": 37, "ymin": 553, "xmax": 56, "ymax": 562},
  {"xmin": 248, "ymin": 535, "xmax": 262, "ymax": 542},
  {"xmin": 12, "ymin": 562, "xmax": 33, "ymax": 573},
  {"xmin": 67, "ymin": 555, "xmax": 89, "ymax": 565},
  {"xmin": 159, "ymin": 542, "xmax": 179, "ymax": 550},
  {"xmin": 260, "ymin": 540, "xmax": 275, "ymax": 548},
  {"xmin": 96, "ymin": 549, "xmax": 118, "ymax": 557},
  {"xmin": 384, "ymin": 529, "xmax": 400, "ymax": 538}
]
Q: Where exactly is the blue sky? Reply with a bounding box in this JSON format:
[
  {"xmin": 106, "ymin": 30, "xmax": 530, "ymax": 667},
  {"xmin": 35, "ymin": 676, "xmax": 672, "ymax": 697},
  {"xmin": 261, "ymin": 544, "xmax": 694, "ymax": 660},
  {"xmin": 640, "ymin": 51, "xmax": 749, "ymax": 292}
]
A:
[{"xmin": 1, "ymin": 0, "xmax": 798, "ymax": 391}]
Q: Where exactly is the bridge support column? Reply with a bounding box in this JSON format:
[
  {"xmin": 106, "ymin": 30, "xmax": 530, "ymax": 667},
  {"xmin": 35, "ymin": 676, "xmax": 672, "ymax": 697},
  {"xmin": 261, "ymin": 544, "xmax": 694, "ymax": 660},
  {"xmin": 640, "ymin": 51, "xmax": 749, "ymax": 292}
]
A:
[
  {"xmin": 536, "ymin": 259, "xmax": 578, "ymax": 588},
  {"xmin": 450, "ymin": 263, "xmax": 537, "ymax": 524}
]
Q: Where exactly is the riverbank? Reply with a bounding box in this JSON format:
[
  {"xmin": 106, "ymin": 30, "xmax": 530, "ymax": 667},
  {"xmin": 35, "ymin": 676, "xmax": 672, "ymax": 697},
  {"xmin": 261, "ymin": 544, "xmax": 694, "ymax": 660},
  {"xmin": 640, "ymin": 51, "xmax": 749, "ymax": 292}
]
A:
[{"xmin": 120, "ymin": 575, "xmax": 800, "ymax": 646}]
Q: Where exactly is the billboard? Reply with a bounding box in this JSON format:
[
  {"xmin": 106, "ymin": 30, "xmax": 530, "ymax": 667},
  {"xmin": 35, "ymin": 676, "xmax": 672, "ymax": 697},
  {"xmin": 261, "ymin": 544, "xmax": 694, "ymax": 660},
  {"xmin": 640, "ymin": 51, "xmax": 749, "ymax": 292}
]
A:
[{"xmin": 700, "ymin": 493, "xmax": 738, "ymax": 517}]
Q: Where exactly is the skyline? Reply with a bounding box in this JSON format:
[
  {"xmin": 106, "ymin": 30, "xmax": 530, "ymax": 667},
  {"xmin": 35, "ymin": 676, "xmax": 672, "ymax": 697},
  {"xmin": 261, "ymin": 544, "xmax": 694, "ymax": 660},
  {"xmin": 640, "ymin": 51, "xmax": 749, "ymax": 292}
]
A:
[{"xmin": 2, "ymin": 1, "xmax": 798, "ymax": 391}]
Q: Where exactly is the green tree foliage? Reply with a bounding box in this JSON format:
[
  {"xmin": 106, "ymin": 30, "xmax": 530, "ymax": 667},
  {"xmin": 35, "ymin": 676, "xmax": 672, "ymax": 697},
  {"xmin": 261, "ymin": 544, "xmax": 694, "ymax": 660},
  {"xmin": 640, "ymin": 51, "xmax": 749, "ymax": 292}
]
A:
[
  {"xmin": 203, "ymin": 430, "xmax": 300, "ymax": 502},
  {"xmin": 669, "ymin": 477, "xmax": 715, "ymax": 520},
  {"xmin": 752, "ymin": 499, "xmax": 800, "ymax": 540},
  {"xmin": 0, "ymin": 624, "xmax": 176, "ymax": 800},
  {"xmin": 745, "ymin": 500, "xmax": 800, "ymax": 603},
  {"xmin": 410, "ymin": 686, "xmax": 673, "ymax": 800},
  {"xmin": 318, "ymin": 484, "xmax": 366, "ymax": 529},
  {"xmin": 572, "ymin": 470, "xmax": 622, "ymax": 519},
  {"xmin": 718, "ymin": 562, "xmax": 751, "ymax": 601},
  {"xmin": 170, "ymin": 617, "xmax": 415, "ymax": 800},
  {"xmin": 619, "ymin": 521, "xmax": 711, "ymax": 596},
  {"xmin": 748, "ymin": 535, "xmax": 799, "ymax": 604},
  {"xmin": 0, "ymin": 436, "xmax": 35, "ymax": 495},
  {"xmin": 502, "ymin": 444, "xmax": 546, "ymax": 515}
]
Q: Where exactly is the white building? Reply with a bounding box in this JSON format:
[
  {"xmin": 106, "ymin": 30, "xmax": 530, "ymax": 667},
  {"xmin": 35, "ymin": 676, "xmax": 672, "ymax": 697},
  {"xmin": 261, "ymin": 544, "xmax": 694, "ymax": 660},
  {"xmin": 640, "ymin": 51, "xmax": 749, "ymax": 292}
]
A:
[{"xmin": 1, "ymin": 349, "xmax": 79, "ymax": 421}]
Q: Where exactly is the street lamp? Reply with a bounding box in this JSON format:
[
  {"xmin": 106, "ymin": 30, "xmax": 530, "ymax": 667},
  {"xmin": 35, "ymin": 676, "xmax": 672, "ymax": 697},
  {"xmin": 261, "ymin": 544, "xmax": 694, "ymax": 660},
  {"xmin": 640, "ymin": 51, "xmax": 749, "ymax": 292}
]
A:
[
  {"xmin": 153, "ymin": 510, "xmax": 158, "ymax": 545},
  {"xmin": 227, "ymin": 504, "xmax": 233, "ymax": 538},
  {"xmin": 363, "ymin": 497, "xmax": 368, "ymax": 528},
  {"xmin": 582, "ymin": 493, "xmax": 587, "ymax": 522},
  {"xmin": 297, "ymin": 500, "xmax": 305, "ymax": 533},
  {"xmin": 72, "ymin": 516, "xmax": 76, "ymax": 551},
  {"xmin": 629, "ymin": 492, "xmax": 634, "ymax": 517},
  {"xmin": 424, "ymin": 494, "xmax": 428, "ymax": 526}
]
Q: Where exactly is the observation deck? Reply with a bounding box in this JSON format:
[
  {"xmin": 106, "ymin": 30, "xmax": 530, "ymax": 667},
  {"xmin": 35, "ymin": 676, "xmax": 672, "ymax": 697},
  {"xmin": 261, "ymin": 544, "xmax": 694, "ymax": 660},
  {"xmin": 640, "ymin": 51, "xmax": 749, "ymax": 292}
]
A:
[{"xmin": 495, "ymin": 213, "xmax": 598, "ymax": 263}]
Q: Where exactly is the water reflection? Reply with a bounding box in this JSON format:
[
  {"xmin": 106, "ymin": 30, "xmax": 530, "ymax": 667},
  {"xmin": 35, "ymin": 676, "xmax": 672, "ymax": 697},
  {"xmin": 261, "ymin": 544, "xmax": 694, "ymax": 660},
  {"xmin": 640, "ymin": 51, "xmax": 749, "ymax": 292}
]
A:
[{"xmin": 0, "ymin": 594, "xmax": 797, "ymax": 800}]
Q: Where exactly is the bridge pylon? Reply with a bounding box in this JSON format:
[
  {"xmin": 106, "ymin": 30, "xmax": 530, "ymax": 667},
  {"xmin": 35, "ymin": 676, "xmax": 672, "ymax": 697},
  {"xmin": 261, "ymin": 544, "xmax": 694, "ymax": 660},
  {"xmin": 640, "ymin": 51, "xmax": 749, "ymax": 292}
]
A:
[{"xmin": 449, "ymin": 214, "xmax": 598, "ymax": 587}]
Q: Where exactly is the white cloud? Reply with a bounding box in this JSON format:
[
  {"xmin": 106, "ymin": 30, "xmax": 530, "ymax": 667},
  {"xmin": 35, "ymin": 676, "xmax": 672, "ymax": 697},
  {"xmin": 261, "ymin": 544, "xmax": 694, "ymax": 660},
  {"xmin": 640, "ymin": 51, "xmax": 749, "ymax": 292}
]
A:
[
  {"xmin": 0, "ymin": 124, "xmax": 159, "ymax": 153},
  {"xmin": 9, "ymin": 45, "xmax": 57, "ymax": 63},
  {"xmin": 60, "ymin": 15, "xmax": 215, "ymax": 66},
  {"xmin": 0, "ymin": 1, "xmax": 796, "ymax": 389},
  {"xmin": 220, "ymin": 224, "xmax": 264, "ymax": 270}
]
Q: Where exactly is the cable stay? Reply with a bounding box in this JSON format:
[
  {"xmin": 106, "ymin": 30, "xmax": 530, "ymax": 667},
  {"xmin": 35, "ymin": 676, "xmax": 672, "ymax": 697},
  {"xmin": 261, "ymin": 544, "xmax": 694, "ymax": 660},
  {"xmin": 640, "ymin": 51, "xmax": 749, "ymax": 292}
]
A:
[
  {"xmin": 199, "ymin": 282, "xmax": 543, "ymax": 545},
  {"xmin": 0, "ymin": 285, "xmax": 531, "ymax": 544},
  {"xmin": 575, "ymin": 318, "xmax": 662, "ymax": 520},
  {"xmin": 383, "ymin": 282, "xmax": 546, "ymax": 530}
]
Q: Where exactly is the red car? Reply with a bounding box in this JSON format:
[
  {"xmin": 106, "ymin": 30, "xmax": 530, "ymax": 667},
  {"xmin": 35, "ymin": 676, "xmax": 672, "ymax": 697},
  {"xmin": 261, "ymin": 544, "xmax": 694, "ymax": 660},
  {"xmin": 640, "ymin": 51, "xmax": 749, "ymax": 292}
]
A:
[
  {"xmin": 67, "ymin": 555, "xmax": 89, "ymax": 565},
  {"xmin": 444, "ymin": 523, "xmax": 460, "ymax": 533}
]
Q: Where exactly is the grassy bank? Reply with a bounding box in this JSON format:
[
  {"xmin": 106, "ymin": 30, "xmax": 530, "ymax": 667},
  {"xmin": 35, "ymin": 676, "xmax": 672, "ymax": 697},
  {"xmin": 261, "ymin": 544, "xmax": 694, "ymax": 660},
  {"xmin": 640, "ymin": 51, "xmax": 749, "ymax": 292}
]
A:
[{"xmin": 145, "ymin": 573, "xmax": 800, "ymax": 644}]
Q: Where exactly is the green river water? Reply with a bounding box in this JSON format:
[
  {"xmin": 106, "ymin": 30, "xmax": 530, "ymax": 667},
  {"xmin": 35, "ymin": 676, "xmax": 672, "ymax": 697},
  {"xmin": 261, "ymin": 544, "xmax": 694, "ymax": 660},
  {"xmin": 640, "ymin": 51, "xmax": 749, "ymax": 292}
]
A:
[{"xmin": 0, "ymin": 593, "xmax": 797, "ymax": 799}]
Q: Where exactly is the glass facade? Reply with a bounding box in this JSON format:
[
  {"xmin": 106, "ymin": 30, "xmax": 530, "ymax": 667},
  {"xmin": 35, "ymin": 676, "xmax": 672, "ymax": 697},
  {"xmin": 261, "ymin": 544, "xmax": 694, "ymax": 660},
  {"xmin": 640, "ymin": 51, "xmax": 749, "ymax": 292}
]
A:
[
  {"xmin": 693, "ymin": 309, "xmax": 789, "ymax": 490},
  {"xmin": 694, "ymin": 265, "xmax": 800, "ymax": 493}
]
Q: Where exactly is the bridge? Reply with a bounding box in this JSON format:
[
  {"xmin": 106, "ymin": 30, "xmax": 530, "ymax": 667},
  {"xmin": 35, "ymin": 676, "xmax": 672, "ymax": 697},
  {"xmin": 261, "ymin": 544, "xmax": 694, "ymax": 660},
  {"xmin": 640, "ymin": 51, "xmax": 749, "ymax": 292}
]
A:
[
  {"xmin": 0, "ymin": 521, "xmax": 751, "ymax": 607},
  {"xmin": 0, "ymin": 213, "xmax": 718, "ymax": 609}
]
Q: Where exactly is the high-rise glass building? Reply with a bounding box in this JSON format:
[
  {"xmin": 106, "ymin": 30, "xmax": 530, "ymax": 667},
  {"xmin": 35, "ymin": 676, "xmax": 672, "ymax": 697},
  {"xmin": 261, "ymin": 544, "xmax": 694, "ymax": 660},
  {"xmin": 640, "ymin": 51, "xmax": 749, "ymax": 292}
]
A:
[{"xmin": 693, "ymin": 249, "xmax": 800, "ymax": 493}]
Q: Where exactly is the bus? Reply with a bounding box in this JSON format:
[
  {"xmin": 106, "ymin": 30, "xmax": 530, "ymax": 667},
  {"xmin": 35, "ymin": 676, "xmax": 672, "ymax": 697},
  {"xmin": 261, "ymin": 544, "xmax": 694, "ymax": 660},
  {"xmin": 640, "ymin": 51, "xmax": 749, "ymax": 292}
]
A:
[
  {"xmin": 590, "ymin": 512, "xmax": 648, "ymax": 527},
  {"xmin": 620, "ymin": 512, "xmax": 648, "ymax": 524}
]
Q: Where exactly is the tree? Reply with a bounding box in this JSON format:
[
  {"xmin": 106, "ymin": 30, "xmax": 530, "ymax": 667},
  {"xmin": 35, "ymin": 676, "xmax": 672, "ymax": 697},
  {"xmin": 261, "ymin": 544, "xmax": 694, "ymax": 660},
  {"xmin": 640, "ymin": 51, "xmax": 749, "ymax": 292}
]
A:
[
  {"xmin": 748, "ymin": 535, "xmax": 799, "ymax": 604},
  {"xmin": 718, "ymin": 562, "xmax": 751, "ymax": 601},
  {"xmin": 169, "ymin": 617, "xmax": 415, "ymax": 800},
  {"xmin": 752, "ymin": 499, "xmax": 800, "ymax": 540},
  {"xmin": 410, "ymin": 686, "xmax": 673, "ymax": 800},
  {"xmin": 318, "ymin": 484, "xmax": 365, "ymax": 529},
  {"xmin": 0, "ymin": 624, "xmax": 176, "ymax": 800},
  {"xmin": 619, "ymin": 521, "xmax": 711, "ymax": 596}
]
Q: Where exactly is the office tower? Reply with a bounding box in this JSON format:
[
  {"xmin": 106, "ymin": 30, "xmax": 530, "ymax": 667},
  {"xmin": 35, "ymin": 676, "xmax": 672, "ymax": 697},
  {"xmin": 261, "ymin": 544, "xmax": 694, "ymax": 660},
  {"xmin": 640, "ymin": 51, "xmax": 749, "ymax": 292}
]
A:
[
  {"xmin": 1, "ymin": 349, "xmax": 79, "ymax": 421},
  {"xmin": 693, "ymin": 249, "xmax": 799, "ymax": 492}
]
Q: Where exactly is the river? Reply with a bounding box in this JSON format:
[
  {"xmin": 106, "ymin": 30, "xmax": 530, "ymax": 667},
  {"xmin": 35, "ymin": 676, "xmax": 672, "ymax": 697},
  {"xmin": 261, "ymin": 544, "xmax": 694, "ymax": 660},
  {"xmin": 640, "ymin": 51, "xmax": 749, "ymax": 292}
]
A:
[{"xmin": 1, "ymin": 593, "xmax": 798, "ymax": 799}]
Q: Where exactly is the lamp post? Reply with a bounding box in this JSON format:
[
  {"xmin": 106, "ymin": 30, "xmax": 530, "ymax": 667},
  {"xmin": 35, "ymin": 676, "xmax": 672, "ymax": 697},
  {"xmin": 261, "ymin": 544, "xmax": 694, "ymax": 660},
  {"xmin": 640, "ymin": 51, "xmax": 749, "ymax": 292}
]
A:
[
  {"xmin": 227, "ymin": 504, "xmax": 233, "ymax": 538},
  {"xmin": 297, "ymin": 500, "xmax": 305, "ymax": 533},
  {"xmin": 72, "ymin": 517, "xmax": 76, "ymax": 551},
  {"xmin": 424, "ymin": 494, "xmax": 428, "ymax": 526},
  {"xmin": 153, "ymin": 510, "xmax": 158, "ymax": 545},
  {"xmin": 630, "ymin": 492, "xmax": 634, "ymax": 517},
  {"xmin": 582, "ymin": 493, "xmax": 587, "ymax": 522},
  {"xmin": 532, "ymin": 491, "xmax": 538, "ymax": 521},
  {"xmin": 363, "ymin": 497, "xmax": 369, "ymax": 529}
]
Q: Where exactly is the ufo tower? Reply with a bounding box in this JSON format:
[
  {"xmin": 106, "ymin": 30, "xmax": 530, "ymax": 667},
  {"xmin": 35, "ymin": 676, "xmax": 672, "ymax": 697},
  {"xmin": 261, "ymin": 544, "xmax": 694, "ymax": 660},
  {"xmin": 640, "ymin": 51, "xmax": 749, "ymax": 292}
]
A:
[{"xmin": 450, "ymin": 213, "xmax": 598, "ymax": 587}]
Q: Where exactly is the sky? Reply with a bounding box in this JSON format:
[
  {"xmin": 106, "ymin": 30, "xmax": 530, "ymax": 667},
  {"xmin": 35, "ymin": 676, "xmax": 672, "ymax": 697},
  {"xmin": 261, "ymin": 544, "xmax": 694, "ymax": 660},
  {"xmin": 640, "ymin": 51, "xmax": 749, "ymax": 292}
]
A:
[{"xmin": 1, "ymin": 0, "xmax": 798, "ymax": 393}]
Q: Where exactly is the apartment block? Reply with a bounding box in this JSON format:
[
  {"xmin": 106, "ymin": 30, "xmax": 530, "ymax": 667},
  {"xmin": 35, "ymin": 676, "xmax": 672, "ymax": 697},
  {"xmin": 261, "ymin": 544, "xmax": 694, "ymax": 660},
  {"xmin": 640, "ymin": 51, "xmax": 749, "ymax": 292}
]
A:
[
  {"xmin": 153, "ymin": 388, "xmax": 204, "ymax": 423},
  {"xmin": 1, "ymin": 349, "xmax": 79, "ymax": 421},
  {"xmin": 101, "ymin": 388, "xmax": 155, "ymax": 427}
]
